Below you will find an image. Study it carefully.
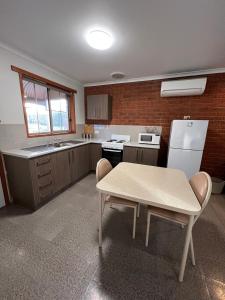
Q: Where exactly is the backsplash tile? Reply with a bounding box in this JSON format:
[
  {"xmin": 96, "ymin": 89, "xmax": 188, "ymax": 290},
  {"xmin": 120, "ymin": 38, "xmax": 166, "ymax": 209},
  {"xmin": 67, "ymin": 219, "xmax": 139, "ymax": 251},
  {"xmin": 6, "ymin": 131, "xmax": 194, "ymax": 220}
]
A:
[{"xmin": 93, "ymin": 124, "xmax": 162, "ymax": 142}]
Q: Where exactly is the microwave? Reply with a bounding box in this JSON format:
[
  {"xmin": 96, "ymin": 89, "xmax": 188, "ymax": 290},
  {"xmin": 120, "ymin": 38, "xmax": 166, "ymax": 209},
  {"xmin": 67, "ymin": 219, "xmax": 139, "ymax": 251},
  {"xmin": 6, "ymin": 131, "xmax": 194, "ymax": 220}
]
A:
[{"xmin": 138, "ymin": 133, "xmax": 161, "ymax": 145}]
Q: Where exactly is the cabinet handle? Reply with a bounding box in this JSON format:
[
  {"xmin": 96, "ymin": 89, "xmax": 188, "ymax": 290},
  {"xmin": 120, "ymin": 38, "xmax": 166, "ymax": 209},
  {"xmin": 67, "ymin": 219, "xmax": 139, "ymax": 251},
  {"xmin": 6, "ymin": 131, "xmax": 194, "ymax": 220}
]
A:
[
  {"xmin": 39, "ymin": 181, "xmax": 52, "ymax": 190},
  {"xmin": 68, "ymin": 152, "xmax": 71, "ymax": 165},
  {"xmin": 38, "ymin": 170, "xmax": 51, "ymax": 178},
  {"xmin": 136, "ymin": 149, "xmax": 138, "ymax": 162},
  {"xmin": 36, "ymin": 159, "xmax": 50, "ymax": 167},
  {"xmin": 141, "ymin": 149, "xmax": 143, "ymax": 162}
]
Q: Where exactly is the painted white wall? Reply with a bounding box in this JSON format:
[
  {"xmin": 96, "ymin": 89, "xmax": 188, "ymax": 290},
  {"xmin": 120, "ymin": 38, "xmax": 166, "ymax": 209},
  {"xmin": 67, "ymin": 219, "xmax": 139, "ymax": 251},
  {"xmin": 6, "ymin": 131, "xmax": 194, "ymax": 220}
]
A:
[{"xmin": 0, "ymin": 44, "xmax": 85, "ymax": 125}]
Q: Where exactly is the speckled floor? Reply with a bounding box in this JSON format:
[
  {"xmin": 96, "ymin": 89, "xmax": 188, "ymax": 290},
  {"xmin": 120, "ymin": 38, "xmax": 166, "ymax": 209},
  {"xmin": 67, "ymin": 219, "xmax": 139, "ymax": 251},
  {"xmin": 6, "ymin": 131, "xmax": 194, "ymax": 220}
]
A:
[{"xmin": 0, "ymin": 174, "xmax": 225, "ymax": 300}]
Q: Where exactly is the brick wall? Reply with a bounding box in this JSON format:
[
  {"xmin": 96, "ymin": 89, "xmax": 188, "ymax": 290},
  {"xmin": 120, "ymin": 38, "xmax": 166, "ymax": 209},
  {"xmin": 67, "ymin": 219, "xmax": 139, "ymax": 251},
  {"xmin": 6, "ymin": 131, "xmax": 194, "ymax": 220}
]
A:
[{"xmin": 85, "ymin": 73, "xmax": 225, "ymax": 179}]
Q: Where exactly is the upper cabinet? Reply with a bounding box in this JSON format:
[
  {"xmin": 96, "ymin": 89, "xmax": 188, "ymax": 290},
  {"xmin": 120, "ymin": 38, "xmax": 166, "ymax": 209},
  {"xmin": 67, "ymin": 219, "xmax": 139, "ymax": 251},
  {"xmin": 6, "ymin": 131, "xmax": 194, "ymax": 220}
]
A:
[{"xmin": 86, "ymin": 94, "xmax": 112, "ymax": 123}]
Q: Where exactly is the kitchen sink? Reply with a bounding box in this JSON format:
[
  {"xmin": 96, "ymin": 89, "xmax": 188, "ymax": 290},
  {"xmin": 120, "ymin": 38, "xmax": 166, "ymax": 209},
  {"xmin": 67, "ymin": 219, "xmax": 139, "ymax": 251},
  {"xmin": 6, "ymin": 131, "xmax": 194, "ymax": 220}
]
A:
[
  {"xmin": 64, "ymin": 140, "xmax": 85, "ymax": 145},
  {"xmin": 22, "ymin": 140, "xmax": 85, "ymax": 153},
  {"xmin": 22, "ymin": 145, "xmax": 56, "ymax": 153}
]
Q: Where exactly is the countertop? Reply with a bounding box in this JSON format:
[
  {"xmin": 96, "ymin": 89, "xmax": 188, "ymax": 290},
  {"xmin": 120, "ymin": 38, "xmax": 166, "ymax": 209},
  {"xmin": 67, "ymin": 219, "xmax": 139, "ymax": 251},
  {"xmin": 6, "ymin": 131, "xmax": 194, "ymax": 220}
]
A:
[
  {"xmin": 124, "ymin": 142, "xmax": 160, "ymax": 149},
  {"xmin": 2, "ymin": 138, "xmax": 160, "ymax": 159},
  {"xmin": 2, "ymin": 138, "xmax": 104, "ymax": 159}
]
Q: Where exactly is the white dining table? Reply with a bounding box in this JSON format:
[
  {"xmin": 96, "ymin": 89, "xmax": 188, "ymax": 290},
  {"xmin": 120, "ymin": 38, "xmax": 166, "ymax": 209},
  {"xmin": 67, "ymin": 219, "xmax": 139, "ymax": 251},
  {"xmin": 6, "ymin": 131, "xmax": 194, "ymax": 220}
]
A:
[{"xmin": 96, "ymin": 162, "xmax": 201, "ymax": 282}]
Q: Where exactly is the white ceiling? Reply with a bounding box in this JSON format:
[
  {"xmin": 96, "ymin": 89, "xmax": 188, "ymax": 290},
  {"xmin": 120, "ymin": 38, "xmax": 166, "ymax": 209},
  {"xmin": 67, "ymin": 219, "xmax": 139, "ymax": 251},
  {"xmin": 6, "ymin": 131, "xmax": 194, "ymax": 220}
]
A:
[{"xmin": 0, "ymin": 0, "xmax": 225, "ymax": 84}]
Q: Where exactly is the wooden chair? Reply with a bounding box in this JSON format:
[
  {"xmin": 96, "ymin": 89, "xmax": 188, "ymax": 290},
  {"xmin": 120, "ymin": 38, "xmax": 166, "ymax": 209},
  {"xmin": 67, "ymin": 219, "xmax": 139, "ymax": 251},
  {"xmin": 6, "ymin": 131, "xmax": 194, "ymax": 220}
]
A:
[
  {"xmin": 145, "ymin": 171, "xmax": 212, "ymax": 266},
  {"xmin": 96, "ymin": 158, "xmax": 140, "ymax": 239}
]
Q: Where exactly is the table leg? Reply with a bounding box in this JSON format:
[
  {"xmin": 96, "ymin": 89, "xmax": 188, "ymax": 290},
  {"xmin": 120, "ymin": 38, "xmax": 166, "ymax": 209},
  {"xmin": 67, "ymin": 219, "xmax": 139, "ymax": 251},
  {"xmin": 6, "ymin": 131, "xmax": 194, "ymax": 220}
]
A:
[
  {"xmin": 179, "ymin": 215, "xmax": 194, "ymax": 282},
  {"xmin": 99, "ymin": 192, "xmax": 103, "ymax": 247}
]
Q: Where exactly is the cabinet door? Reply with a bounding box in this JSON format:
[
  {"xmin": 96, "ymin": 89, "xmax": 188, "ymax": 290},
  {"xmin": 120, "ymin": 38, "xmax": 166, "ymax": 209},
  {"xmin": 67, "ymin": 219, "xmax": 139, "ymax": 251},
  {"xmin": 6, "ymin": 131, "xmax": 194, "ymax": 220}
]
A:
[
  {"xmin": 90, "ymin": 143, "xmax": 102, "ymax": 171},
  {"xmin": 123, "ymin": 146, "xmax": 138, "ymax": 163},
  {"xmin": 77, "ymin": 144, "xmax": 90, "ymax": 178},
  {"xmin": 53, "ymin": 150, "xmax": 71, "ymax": 192},
  {"xmin": 86, "ymin": 94, "xmax": 111, "ymax": 121},
  {"xmin": 70, "ymin": 145, "xmax": 90, "ymax": 181},
  {"xmin": 69, "ymin": 149, "xmax": 78, "ymax": 183},
  {"xmin": 140, "ymin": 148, "xmax": 158, "ymax": 166}
]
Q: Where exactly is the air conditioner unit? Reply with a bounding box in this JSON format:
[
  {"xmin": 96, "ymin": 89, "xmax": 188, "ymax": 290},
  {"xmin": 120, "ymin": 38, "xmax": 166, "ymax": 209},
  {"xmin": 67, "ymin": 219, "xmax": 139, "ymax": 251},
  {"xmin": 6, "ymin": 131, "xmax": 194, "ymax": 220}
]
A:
[{"xmin": 160, "ymin": 77, "xmax": 207, "ymax": 97}]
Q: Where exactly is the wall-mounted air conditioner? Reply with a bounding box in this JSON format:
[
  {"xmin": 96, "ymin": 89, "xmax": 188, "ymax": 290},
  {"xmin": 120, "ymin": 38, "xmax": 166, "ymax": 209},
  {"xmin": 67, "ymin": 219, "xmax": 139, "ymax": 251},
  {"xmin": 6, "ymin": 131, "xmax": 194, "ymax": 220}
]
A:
[{"xmin": 160, "ymin": 77, "xmax": 207, "ymax": 97}]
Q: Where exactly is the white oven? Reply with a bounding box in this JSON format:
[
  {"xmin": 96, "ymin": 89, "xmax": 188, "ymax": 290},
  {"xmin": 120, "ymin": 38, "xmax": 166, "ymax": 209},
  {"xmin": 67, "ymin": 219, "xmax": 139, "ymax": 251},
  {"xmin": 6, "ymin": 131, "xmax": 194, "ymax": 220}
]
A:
[{"xmin": 138, "ymin": 133, "xmax": 160, "ymax": 145}]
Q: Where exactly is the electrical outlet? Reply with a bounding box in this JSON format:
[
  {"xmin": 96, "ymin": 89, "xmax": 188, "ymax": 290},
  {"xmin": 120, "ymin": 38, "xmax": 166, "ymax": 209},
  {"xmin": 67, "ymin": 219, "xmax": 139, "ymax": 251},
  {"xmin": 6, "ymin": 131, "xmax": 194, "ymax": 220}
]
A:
[{"xmin": 183, "ymin": 116, "xmax": 191, "ymax": 120}]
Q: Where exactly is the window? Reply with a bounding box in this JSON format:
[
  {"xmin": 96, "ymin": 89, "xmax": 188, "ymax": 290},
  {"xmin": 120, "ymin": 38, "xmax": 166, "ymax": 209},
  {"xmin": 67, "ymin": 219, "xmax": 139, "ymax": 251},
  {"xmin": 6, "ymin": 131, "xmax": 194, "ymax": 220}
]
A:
[{"xmin": 12, "ymin": 66, "xmax": 76, "ymax": 137}]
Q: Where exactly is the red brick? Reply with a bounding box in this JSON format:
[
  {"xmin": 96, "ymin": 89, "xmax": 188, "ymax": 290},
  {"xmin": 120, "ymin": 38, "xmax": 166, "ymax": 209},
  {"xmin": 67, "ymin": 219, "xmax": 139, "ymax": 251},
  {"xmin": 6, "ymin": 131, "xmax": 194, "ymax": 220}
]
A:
[{"xmin": 85, "ymin": 73, "xmax": 225, "ymax": 179}]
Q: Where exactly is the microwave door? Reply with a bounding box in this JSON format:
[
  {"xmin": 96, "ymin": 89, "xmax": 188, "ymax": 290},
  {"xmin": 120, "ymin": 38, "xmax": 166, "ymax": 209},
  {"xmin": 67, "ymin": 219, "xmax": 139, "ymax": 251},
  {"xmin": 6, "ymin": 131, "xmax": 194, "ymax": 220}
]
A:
[{"xmin": 141, "ymin": 135, "xmax": 152, "ymax": 143}]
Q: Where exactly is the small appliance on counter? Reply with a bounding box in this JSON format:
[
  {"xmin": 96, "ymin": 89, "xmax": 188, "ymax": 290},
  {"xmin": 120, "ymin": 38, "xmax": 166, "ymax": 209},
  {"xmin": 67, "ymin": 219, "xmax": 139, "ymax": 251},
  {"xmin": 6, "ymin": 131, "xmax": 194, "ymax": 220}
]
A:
[
  {"xmin": 101, "ymin": 134, "xmax": 130, "ymax": 167},
  {"xmin": 82, "ymin": 124, "xmax": 94, "ymax": 139},
  {"xmin": 167, "ymin": 120, "xmax": 208, "ymax": 179},
  {"xmin": 138, "ymin": 133, "xmax": 161, "ymax": 145}
]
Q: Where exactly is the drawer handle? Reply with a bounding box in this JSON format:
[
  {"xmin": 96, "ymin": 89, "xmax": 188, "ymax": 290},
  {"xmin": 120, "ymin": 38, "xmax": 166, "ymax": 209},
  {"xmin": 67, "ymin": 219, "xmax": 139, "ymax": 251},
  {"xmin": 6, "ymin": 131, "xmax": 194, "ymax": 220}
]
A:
[
  {"xmin": 36, "ymin": 159, "xmax": 50, "ymax": 167},
  {"xmin": 38, "ymin": 170, "xmax": 51, "ymax": 178},
  {"xmin": 39, "ymin": 181, "xmax": 52, "ymax": 190}
]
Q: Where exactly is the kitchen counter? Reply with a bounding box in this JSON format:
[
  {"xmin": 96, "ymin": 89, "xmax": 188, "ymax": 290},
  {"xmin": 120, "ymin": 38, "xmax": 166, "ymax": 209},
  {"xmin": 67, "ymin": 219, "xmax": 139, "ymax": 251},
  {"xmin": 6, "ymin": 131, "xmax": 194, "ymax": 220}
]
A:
[
  {"xmin": 2, "ymin": 138, "xmax": 104, "ymax": 159},
  {"xmin": 2, "ymin": 138, "xmax": 160, "ymax": 159},
  {"xmin": 124, "ymin": 142, "xmax": 160, "ymax": 150}
]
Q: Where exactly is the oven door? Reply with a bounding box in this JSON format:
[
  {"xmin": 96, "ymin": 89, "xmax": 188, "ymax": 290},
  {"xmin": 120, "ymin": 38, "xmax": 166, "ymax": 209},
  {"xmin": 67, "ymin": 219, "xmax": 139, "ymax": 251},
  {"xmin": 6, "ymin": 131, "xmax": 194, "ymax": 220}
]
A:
[{"xmin": 102, "ymin": 148, "xmax": 123, "ymax": 167}]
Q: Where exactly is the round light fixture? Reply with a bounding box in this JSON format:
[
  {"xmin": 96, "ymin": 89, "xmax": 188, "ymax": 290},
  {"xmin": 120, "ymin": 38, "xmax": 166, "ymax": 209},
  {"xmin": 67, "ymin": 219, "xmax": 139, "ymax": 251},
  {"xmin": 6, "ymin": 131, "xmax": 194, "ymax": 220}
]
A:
[
  {"xmin": 86, "ymin": 29, "xmax": 113, "ymax": 50},
  {"xmin": 111, "ymin": 72, "xmax": 125, "ymax": 79}
]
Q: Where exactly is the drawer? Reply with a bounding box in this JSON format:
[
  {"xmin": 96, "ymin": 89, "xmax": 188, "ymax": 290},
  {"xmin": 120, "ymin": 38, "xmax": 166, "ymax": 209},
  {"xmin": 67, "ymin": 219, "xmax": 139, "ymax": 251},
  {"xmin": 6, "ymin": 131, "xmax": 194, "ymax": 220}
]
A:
[
  {"xmin": 37, "ymin": 164, "xmax": 52, "ymax": 176},
  {"xmin": 38, "ymin": 180, "xmax": 54, "ymax": 201},
  {"xmin": 34, "ymin": 156, "xmax": 51, "ymax": 167},
  {"xmin": 31, "ymin": 156, "xmax": 53, "ymax": 176},
  {"xmin": 37, "ymin": 173, "xmax": 53, "ymax": 187}
]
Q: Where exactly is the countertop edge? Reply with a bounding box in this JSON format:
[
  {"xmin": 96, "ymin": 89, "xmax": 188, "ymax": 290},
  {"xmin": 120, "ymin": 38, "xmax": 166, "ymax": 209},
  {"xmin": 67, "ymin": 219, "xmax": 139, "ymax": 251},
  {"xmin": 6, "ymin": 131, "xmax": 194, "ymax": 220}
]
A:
[
  {"xmin": 1, "ymin": 139, "xmax": 103, "ymax": 159},
  {"xmin": 124, "ymin": 143, "xmax": 160, "ymax": 149}
]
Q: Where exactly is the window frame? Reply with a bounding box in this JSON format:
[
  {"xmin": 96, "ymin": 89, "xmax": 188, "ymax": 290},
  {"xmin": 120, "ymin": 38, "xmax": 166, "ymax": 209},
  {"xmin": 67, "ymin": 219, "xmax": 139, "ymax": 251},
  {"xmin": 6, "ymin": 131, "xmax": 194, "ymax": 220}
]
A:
[{"xmin": 12, "ymin": 65, "xmax": 76, "ymax": 138}]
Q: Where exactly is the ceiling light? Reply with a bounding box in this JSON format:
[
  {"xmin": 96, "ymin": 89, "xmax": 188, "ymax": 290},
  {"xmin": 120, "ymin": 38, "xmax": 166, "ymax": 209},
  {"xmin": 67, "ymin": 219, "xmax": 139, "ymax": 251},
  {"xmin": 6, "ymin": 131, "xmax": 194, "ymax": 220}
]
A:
[
  {"xmin": 111, "ymin": 72, "xmax": 125, "ymax": 79},
  {"xmin": 86, "ymin": 29, "xmax": 113, "ymax": 50}
]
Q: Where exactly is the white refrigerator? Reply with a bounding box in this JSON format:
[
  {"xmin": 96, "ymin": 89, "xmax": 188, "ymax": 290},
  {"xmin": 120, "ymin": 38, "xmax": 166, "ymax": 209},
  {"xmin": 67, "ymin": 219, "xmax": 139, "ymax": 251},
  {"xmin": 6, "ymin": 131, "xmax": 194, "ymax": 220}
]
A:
[{"xmin": 167, "ymin": 120, "xmax": 208, "ymax": 179}]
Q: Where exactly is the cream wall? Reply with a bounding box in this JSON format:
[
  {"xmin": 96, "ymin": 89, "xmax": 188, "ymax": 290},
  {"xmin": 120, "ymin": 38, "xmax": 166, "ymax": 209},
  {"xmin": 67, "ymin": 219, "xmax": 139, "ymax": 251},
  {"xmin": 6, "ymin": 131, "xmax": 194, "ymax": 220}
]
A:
[
  {"xmin": 0, "ymin": 44, "xmax": 85, "ymax": 150},
  {"xmin": 0, "ymin": 44, "xmax": 84, "ymax": 125}
]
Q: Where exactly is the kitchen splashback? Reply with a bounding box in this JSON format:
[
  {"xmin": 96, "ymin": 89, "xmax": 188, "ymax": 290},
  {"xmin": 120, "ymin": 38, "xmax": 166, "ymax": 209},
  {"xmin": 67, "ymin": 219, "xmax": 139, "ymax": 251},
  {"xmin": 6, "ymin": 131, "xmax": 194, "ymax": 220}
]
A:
[
  {"xmin": 93, "ymin": 125, "xmax": 162, "ymax": 142},
  {"xmin": 0, "ymin": 124, "xmax": 162, "ymax": 150}
]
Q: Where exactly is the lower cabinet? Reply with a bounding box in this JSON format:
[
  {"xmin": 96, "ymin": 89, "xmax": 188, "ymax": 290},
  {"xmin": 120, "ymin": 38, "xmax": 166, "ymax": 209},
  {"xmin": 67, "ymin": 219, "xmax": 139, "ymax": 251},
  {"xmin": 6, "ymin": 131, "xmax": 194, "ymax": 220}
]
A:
[
  {"xmin": 74, "ymin": 144, "xmax": 90, "ymax": 179},
  {"xmin": 123, "ymin": 146, "xmax": 158, "ymax": 166},
  {"xmin": 52, "ymin": 150, "xmax": 71, "ymax": 193},
  {"xmin": 90, "ymin": 143, "xmax": 102, "ymax": 171},
  {"xmin": 4, "ymin": 143, "xmax": 93, "ymax": 210},
  {"xmin": 30, "ymin": 155, "xmax": 55, "ymax": 206}
]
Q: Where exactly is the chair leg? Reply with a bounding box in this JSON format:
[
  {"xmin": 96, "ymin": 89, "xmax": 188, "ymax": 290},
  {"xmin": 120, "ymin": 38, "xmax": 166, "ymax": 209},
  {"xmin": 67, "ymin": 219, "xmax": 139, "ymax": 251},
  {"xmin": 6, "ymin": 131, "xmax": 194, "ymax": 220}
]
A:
[
  {"xmin": 145, "ymin": 211, "xmax": 151, "ymax": 247},
  {"xmin": 136, "ymin": 203, "xmax": 140, "ymax": 218},
  {"xmin": 190, "ymin": 234, "xmax": 196, "ymax": 266},
  {"xmin": 132, "ymin": 207, "xmax": 137, "ymax": 239}
]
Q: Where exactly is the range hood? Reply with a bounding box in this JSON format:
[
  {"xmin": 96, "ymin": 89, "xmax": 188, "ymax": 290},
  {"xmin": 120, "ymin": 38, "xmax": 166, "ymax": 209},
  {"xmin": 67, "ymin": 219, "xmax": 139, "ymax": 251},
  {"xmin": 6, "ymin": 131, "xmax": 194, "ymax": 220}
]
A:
[{"xmin": 160, "ymin": 77, "xmax": 207, "ymax": 97}]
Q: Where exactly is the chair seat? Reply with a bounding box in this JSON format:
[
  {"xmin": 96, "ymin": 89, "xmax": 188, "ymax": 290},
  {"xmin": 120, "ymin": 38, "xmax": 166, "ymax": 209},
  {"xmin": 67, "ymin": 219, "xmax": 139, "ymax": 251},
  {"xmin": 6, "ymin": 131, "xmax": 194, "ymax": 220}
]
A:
[
  {"xmin": 147, "ymin": 206, "xmax": 189, "ymax": 225},
  {"xmin": 108, "ymin": 196, "xmax": 138, "ymax": 208}
]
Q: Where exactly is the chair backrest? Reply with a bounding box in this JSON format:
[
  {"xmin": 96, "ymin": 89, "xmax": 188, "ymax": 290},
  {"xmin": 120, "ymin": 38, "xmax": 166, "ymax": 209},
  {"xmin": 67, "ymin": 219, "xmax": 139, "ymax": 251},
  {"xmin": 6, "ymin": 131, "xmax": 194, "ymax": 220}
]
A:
[
  {"xmin": 189, "ymin": 171, "xmax": 212, "ymax": 220},
  {"xmin": 96, "ymin": 158, "xmax": 113, "ymax": 182}
]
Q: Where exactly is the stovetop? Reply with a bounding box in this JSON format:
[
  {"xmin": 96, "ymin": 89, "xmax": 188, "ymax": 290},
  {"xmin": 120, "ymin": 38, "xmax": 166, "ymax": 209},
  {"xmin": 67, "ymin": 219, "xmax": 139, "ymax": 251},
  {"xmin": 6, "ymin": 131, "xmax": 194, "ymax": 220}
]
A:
[
  {"xmin": 102, "ymin": 134, "xmax": 131, "ymax": 150},
  {"xmin": 106, "ymin": 139, "xmax": 126, "ymax": 143}
]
